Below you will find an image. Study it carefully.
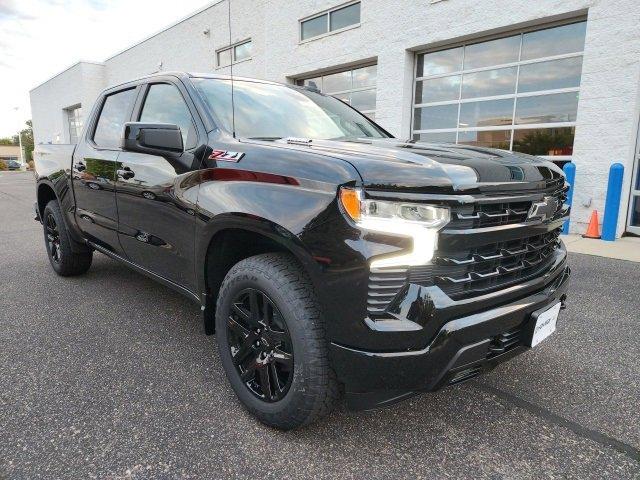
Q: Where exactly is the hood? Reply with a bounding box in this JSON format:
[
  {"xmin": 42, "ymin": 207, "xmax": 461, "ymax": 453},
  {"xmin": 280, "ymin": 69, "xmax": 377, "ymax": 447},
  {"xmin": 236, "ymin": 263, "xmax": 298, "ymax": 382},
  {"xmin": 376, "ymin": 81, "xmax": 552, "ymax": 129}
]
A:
[{"xmin": 273, "ymin": 138, "xmax": 565, "ymax": 195}]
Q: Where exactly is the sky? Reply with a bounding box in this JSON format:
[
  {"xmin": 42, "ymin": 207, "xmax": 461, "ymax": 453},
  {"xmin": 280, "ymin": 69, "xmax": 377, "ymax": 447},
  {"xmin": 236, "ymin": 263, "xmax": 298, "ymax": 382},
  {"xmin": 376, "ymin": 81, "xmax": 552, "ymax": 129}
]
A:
[{"xmin": 0, "ymin": 0, "xmax": 212, "ymax": 138}]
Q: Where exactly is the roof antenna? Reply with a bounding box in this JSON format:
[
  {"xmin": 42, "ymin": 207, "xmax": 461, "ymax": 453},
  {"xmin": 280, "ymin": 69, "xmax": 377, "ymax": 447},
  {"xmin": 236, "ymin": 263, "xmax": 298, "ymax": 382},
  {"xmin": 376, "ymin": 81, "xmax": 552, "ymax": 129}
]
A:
[{"xmin": 227, "ymin": 0, "xmax": 236, "ymax": 139}]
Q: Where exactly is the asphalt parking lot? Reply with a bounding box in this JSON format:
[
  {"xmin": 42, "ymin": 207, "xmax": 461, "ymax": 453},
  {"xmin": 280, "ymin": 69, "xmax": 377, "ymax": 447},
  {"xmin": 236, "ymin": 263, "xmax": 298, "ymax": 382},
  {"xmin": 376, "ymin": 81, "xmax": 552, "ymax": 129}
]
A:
[{"xmin": 1, "ymin": 171, "xmax": 639, "ymax": 479}]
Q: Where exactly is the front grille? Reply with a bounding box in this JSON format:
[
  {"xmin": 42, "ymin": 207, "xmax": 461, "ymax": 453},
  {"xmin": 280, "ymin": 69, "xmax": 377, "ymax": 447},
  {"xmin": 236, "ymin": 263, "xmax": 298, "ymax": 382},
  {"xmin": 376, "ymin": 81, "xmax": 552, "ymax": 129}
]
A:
[
  {"xmin": 419, "ymin": 228, "xmax": 562, "ymax": 299},
  {"xmin": 366, "ymin": 180, "xmax": 568, "ymax": 316},
  {"xmin": 447, "ymin": 184, "xmax": 568, "ymax": 230}
]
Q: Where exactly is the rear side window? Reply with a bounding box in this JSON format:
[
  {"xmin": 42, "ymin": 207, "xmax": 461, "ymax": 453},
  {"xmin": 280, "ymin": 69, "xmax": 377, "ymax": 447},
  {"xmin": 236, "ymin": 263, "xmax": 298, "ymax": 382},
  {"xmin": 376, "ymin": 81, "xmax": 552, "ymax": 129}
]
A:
[
  {"xmin": 93, "ymin": 88, "xmax": 137, "ymax": 148},
  {"xmin": 139, "ymin": 83, "xmax": 197, "ymax": 149}
]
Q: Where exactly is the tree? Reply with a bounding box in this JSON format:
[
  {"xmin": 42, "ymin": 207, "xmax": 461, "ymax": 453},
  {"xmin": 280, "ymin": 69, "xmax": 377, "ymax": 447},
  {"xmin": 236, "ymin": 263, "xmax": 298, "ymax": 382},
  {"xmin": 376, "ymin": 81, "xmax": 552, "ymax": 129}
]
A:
[
  {"xmin": 17, "ymin": 120, "xmax": 35, "ymax": 163},
  {"xmin": 0, "ymin": 137, "xmax": 17, "ymax": 146}
]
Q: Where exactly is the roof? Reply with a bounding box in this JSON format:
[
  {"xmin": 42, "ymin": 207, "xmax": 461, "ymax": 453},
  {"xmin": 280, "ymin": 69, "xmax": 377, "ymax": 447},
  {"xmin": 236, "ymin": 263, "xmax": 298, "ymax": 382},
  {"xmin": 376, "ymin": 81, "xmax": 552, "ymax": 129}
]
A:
[
  {"xmin": 0, "ymin": 145, "xmax": 21, "ymax": 156},
  {"xmin": 30, "ymin": 60, "xmax": 105, "ymax": 92},
  {"xmin": 104, "ymin": 71, "xmax": 291, "ymax": 92}
]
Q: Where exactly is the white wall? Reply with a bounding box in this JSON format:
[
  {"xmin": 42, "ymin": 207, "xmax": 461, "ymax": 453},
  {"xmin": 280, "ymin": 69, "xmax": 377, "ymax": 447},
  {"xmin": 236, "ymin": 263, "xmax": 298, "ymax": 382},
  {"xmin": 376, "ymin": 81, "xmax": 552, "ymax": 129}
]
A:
[
  {"xmin": 29, "ymin": 62, "xmax": 106, "ymax": 145},
  {"xmin": 29, "ymin": 0, "xmax": 640, "ymax": 236}
]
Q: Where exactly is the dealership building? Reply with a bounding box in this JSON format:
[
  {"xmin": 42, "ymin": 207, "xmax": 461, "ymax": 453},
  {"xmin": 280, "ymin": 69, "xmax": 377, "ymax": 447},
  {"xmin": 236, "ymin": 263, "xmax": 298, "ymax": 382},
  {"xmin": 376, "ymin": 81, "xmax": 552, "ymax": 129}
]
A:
[{"xmin": 29, "ymin": 0, "xmax": 640, "ymax": 236}]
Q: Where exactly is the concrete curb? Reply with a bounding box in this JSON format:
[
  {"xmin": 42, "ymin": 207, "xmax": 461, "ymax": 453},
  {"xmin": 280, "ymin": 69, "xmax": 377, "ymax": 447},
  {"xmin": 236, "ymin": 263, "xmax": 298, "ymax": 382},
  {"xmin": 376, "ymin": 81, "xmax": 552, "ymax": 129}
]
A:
[{"xmin": 563, "ymin": 234, "xmax": 640, "ymax": 262}]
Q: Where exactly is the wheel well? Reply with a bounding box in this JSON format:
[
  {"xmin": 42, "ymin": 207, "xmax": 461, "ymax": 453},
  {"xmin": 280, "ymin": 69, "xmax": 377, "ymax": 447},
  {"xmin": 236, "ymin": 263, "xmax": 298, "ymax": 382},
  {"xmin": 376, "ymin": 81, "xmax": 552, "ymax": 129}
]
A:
[
  {"xmin": 203, "ymin": 228, "xmax": 290, "ymax": 334},
  {"xmin": 37, "ymin": 183, "xmax": 57, "ymax": 217}
]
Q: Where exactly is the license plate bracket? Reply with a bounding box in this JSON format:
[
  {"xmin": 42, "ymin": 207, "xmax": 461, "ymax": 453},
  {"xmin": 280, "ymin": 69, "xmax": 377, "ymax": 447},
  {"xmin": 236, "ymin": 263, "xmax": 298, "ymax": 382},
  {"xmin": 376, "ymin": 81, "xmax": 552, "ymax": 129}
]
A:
[{"xmin": 528, "ymin": 302, "xmax": 561, "ymax": 347}]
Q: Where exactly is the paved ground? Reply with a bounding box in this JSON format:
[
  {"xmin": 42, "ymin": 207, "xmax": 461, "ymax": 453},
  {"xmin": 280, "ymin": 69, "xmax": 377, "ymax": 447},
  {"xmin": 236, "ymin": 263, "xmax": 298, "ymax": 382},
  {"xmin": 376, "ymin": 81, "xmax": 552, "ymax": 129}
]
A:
[
  {"xmin": 564, "ymin": 234, "xmax": 640, "ymax": 262},
  {"xmin": 1, "ymin": 171, "xmax": 639, "ymax": 479}
]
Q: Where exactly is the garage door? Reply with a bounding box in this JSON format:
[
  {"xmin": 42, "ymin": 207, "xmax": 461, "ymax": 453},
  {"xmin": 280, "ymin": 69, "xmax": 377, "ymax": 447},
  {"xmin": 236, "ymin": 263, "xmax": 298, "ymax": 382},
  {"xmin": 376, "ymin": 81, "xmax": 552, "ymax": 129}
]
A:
[
  {"xmin": 298, "ymin": 64, "xmax": 377, "ymax": 121},
  {"xmin": 412, "ymin": 21, "xmax": 586, "ymax": 163}
]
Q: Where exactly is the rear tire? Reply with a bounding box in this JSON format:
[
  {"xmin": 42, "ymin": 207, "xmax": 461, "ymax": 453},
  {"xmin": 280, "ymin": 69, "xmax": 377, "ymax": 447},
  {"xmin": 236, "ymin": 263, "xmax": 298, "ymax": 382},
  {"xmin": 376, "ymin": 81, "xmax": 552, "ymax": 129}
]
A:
[
  {"xmin": 215, "ymin": 252, "xmax": 339, "ymax": 430},
  {"xmin": 42, "ymin": 200, "xmax": 93, "ymax": 276}
]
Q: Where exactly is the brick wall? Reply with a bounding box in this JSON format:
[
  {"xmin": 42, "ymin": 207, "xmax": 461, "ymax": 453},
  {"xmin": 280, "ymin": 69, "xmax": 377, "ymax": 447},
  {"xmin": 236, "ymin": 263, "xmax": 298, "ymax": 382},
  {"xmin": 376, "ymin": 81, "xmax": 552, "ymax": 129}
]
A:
[{"xmin": 29, "ymin": 0, "xmax": 640, "ymax": 236}]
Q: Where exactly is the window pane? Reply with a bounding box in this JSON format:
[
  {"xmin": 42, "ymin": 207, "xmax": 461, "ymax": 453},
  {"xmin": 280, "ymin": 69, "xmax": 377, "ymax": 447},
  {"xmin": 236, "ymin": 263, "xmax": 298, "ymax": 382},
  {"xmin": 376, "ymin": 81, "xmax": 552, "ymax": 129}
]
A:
[
  {"xmin": 140, "ymin": 83, "xmax": 196, "ymax": 149},
  {"xmin": 93, "ymin": 89, "xmax": 137, "ymax": 148},
  {"xmin": 464, "ymin": 35, "xmax": 520, "ymax": 69},
  {"xmin": 414, "ymin": 104, "xmax": 459, "ymax": 130},
  {"xmin": 413, "ymin": 131, "xmax": 457, "ymax": 143},
  {"xmin": 217, "ymin": 48, "xmax": 231, "ymax": 67},
  {"xmin": 459, "ymin": 99, "xmax": 514, "ymax": 128},
  {"xmin": 330, "ymin": 2, "xmax": 360, "ymax": 31},
  {"xmin": 193, "ymin": 78, "xmax": 386, "ymax": 140},
  {"xmin": 333, "ymin": 92, "xmax": 350, "ymax": 103},
  {"xmin": 301, "ymin": 14, "xmax": 327, "ymax": 40},
  {"xmin": 512, "ymin": 127, "xmax": 575, "ymax": 156},
  {"xmin": 352, "ymin": 65, "xmax": 377, "ymax": 88},
  {"xmin": 462, "ymin": 67, "xmax": 517, "ymax": 98},
  {"xmin": 515, "ymin": 92, "xmax": 578, "ymax": 124},
  {"xmin": 415, "ymin": 76, "xmax": 460, "ymax": 103},
  {"xmin": 518, "ymin": 57, "xmax": 583, "ymax": 93},
  {"xmin": 323, "ymin": 70, "xmax": 351, "ymax": 93},
  {"xmin": 234, "ymin": 41, "xmax": 252, "ymax": 62},
  {"xmin": 417, "ymin": 47, "xmax": 463, "ymax": 77},
  {"xmin": 67, "ymin": 106, "xmax": 83, "ymax": 144},
  {"xmin": 301, "ymin": 77, "xmax": 321, "ymax": 90},
  {"xmin": 350, "ymin": 89, "xmax": 376, "ymax": 111},
  {"xmin": 521, "ymin": 22, "xmax": 587, "ymax": 61},
  {"xmin": 630, "ymin": 196, "xmax": 640, "ymax": 226},
  {"xmin": 458, "ymin": 130, "xmax": 511, "ymax": 149}
]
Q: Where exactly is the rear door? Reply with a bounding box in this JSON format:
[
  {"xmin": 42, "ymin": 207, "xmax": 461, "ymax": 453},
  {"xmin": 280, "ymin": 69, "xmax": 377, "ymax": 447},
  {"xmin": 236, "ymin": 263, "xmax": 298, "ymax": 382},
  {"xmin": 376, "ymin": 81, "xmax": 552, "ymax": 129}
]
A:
[
  {"xmin": 72, "ymin": 87, "xmax": 138, "ymax": 254},
  {"xmin": 115, "ymin": 79, "xmax": 205, "ymax": 291}
]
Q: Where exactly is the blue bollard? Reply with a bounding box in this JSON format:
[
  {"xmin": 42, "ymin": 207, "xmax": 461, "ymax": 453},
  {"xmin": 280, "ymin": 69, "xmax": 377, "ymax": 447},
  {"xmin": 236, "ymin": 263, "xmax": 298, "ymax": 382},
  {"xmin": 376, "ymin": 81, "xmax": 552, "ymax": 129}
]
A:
[
  {"xmin": 562, "ymin": 162, "xmax": 576, "ymax": 235},
  {"xmin": 601, "ymin": 163, "xmax": 625, "ymax": 241}
]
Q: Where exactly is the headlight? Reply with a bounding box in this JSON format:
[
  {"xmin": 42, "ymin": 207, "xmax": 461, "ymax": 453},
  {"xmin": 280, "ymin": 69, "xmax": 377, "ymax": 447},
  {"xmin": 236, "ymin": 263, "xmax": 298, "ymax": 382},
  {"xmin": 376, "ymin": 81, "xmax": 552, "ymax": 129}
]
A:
[{"xmin": 339, "ymin": 187, "xmax": 450, "ymax": 268}]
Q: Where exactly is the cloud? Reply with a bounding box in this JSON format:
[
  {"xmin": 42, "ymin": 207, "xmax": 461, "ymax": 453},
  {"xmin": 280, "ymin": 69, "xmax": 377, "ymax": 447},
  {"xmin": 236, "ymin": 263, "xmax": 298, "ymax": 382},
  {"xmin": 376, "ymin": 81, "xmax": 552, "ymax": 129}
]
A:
[
  {"xmin": 0, "ymin": 0, "xmax": 211, "ymax": 137},
  {"xmin": 0, "ymin": 0, "xmax": 36, "ymax": 20}
]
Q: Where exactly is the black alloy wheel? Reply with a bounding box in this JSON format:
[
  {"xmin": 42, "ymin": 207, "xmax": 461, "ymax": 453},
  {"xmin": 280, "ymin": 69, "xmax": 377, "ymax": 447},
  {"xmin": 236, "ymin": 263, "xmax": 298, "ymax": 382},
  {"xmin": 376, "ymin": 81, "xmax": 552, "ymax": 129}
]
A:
[
  {"xmin": 226, "ymin": 288, "xmax": 294, "ymax": 402},
  {"xmin": 42, "ymin": 199, "xmax": 93, "ymax": 276},
  {"xmin": 45, "ymin": 213, "xmax": 62, "ymax": 264},
  {"xmin": 215, "ymin": 253, "xmax": 339, "ymax": 429}
]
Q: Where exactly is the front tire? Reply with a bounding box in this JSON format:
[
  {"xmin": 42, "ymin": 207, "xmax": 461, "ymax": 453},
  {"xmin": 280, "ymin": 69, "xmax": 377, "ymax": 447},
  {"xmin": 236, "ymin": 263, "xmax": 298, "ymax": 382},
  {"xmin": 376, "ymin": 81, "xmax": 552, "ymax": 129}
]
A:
[
  {"xmin": 215, "ymin": 253, "xmax": 339, "ymax": 430},
  {"xmin": 42, "ymin": 200, "xmax": 93, "ymax": 276}
]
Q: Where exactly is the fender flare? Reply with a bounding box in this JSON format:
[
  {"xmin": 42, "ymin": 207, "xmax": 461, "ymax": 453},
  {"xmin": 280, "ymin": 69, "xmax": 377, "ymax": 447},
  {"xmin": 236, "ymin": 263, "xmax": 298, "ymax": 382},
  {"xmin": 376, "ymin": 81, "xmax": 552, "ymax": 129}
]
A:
[
  {"xmin": 36, "ymin": 178, "xmax": 88, "ymax": 251},
  {"xmin": 196, "ymin": 213, "xmax": 325, "ymax": 334}
]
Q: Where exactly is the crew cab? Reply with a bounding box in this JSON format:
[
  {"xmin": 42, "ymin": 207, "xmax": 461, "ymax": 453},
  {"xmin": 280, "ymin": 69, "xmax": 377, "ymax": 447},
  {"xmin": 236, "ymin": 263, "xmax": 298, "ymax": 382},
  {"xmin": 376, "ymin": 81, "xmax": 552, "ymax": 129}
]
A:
[{"xmin": 33, "ymin": 72, "xmax": 570, "ymax": 430}]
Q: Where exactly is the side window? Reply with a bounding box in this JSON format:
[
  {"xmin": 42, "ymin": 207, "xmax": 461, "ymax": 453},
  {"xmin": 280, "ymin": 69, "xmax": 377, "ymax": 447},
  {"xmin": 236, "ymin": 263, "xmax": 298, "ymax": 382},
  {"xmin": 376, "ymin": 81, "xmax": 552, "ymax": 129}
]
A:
[
  {"xmin": 93, "ymin": 88, "xmax": 137, "ymax": 148},
  {"xmin": 139, "ymin": 83, "xmax": 197, "ymax": 149}
]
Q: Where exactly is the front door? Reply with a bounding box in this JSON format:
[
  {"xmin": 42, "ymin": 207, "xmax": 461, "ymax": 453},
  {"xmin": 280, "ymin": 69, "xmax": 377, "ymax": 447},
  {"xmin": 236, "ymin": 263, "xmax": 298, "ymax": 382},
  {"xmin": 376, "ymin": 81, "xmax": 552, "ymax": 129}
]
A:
[
  {"xmin": 72, "ymin": 87, "xmax": 138, "ymax": 254},
  {"xmin": 115, "ymin": 81, "xmax": 204, "ymax": 292},
  {"xmin": 627, "ymin": 118, "xmax": 640, "ymax": 235}
]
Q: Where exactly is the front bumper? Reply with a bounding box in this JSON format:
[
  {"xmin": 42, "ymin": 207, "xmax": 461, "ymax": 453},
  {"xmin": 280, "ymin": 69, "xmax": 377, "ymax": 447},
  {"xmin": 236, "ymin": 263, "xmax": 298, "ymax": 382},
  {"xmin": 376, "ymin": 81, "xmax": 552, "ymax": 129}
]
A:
[{"xmin": 330, "ymin": 260, "xmax": 570, "ymax": 410}]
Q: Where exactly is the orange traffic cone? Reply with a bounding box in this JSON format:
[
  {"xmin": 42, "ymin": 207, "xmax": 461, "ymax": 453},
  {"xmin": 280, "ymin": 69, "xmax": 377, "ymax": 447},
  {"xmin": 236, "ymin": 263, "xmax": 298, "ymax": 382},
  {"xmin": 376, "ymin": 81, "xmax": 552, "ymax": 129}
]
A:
[{"xmin": 583, "ymin": 210, "xmax": 601, "ymax": 239}]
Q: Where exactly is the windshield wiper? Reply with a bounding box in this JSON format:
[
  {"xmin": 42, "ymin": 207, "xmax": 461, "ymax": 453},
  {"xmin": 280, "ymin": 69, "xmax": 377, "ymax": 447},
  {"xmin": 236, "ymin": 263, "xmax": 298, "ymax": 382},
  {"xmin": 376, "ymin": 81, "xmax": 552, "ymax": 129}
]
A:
[{"xmin": 247, "ymin": 136, "xmax": 283, "ymax": 141}]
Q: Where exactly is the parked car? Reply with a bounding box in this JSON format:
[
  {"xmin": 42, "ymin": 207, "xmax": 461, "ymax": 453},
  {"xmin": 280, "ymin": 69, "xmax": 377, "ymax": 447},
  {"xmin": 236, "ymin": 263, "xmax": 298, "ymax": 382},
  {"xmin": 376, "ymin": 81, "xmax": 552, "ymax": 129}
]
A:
[
  {"xmin": 6, "ymin": 159, "xmax": 22, "ymax": 170},
  {"xmin": 33, "ymin": 72, "xmax": 570, "ymax": 430}
]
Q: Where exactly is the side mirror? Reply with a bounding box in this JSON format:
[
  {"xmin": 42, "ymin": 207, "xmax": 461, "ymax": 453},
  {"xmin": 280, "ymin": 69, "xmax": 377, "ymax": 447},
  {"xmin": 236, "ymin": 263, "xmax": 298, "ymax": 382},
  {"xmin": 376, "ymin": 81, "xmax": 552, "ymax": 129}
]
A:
[{"xmin": 122, "ymin": 122, "xmax": 184, "ymax": 155}]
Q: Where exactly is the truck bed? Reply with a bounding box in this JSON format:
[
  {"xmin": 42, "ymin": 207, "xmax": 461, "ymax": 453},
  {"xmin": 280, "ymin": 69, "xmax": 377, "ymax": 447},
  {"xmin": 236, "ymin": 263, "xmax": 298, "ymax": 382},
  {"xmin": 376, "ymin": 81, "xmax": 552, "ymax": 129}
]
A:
[{"xmin": 33, "ymin": 144, "xmax": 75, "ymax": 180}]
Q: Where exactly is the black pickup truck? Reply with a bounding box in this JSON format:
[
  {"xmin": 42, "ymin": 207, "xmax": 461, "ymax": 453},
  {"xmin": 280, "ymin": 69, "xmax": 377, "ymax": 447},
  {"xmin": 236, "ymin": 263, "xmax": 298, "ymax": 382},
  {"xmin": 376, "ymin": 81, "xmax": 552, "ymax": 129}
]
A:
[{"xmin": 34, "ymin": 72, "xmax": 570, "ymax": 430}]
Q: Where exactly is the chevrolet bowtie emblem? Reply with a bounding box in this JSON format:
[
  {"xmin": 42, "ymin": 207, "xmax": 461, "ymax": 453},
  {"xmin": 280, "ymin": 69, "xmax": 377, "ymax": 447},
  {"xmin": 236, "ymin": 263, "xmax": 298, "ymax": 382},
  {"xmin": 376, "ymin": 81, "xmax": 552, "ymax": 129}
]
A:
[{"xmin": 527, "ymin": 196, "xmax": 559, "ymax": 221}]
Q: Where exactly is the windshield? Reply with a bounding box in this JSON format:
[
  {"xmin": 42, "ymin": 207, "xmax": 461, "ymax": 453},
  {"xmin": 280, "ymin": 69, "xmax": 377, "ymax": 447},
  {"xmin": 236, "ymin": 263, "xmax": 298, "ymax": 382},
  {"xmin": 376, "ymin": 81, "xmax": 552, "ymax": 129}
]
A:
[{"xmin": 192, "ymin": 78, "xmax": 388, "ymax": 140}]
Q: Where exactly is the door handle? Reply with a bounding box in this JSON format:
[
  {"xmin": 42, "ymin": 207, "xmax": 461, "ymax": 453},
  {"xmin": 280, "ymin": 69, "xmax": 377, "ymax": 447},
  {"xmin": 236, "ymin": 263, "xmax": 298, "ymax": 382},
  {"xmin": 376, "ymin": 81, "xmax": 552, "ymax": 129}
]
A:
[{"xmin": 117, "ymin": 167, "xmax": 135, "ymax": 180}]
